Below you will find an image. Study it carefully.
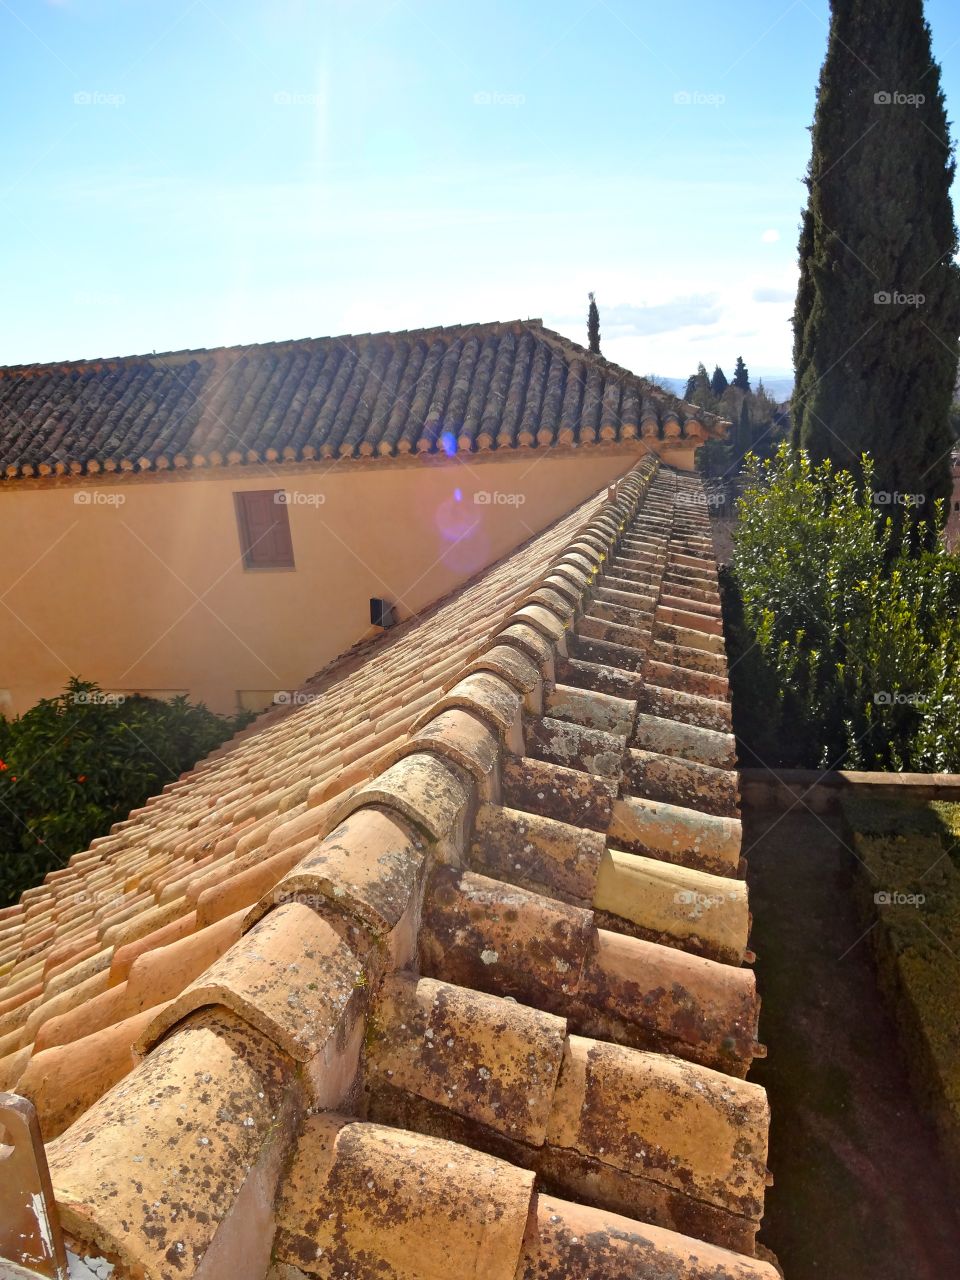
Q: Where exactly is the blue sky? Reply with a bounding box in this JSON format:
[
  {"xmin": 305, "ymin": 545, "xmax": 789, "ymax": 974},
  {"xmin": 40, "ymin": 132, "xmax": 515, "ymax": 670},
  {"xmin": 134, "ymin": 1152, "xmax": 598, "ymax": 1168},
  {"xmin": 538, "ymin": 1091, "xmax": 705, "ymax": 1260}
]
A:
[{"xmin": 2, "ymin": 0, "xmax": 959, "ymax": 383}]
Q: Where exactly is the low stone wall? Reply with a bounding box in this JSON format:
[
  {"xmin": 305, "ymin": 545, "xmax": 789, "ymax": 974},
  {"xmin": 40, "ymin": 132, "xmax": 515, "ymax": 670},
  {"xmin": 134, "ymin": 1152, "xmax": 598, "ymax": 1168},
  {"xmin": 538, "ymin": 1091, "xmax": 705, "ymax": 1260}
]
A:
[
  {"xmin": 740, "ymin": 768, "xmax": 960, "ymax": 813},
  {"xmin": 839, "ymin": 794, "xmax": 960, "ymax": 1194}
]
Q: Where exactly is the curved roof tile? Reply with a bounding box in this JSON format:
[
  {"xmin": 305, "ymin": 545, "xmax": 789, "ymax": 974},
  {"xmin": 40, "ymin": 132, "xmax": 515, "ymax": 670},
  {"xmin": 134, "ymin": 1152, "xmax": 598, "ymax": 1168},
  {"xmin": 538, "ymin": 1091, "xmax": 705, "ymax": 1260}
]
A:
[
  {"xmin": 0, "ymin": 458, "xmax": 772, "ymax": 1280},
  {"xmin": 0, "ymin": 320, "xmax": 729, "ymax": 479}
]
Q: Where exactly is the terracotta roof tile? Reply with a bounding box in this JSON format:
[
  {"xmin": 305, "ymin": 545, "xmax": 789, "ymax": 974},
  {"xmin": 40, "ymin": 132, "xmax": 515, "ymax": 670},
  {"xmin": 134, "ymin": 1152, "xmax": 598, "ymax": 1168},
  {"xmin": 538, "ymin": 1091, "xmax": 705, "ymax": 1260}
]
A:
[
  {"xmin": 33, "ymin": 908, "xmax": 245, "ymax": 1053},
  {"xmin": 47, "ymin": 1009, "xmax": 297, "ymax": 1280},
  {"xmin": 107, "ymin": 910, "xmax": 199, "ymax": 986},
  {"xmin": 518, "ymin": 1194, "xmax": 779, "ymax": 1279},
  {"xmin": 274, "ymin": 1115, "xmax": 536, "ymax": 1279},
  {"xmin": 16, "ymin": 1001, "xmax": 169, "ymax": 1139},
  {"xmin": 2, "ymin": 459, "xmax": 781, "ymax": 1279},
  {"xmin": 367, "ymin": 971, "xmax": 568, "ymax": 1146},
  {"xmin": 335, "ymin": 752, "xmax": 473, "ymax": 845},
  {"xmin": 542, "ymin": 1035, "xmax": 767, "ymax": 1247},
  {"xmin": 0, "ymin": 322, "xmax": 728, "ymax": 479},
  {"xmin": 138, "ymin": 903, "xmax": 367, "ymax": 1065},
  {"xmin": 298, "ymin": 806, "xmax": 422, "ymax": 906}
]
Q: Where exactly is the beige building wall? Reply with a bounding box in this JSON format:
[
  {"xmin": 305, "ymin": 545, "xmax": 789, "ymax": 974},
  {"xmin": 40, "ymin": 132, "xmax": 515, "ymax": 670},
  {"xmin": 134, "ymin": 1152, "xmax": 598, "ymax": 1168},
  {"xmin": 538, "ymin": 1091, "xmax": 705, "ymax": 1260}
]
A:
[{"xmin": 0, "ymin": 446, "xmax": 646, "ymax": 716}]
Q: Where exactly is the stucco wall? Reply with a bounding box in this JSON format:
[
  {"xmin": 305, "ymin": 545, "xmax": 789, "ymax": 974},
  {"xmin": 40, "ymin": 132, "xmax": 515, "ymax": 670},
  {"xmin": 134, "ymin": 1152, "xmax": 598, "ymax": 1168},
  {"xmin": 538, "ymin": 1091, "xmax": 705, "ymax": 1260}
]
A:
[{"xmin": 0, "ymin": 447, "xmax": 645, "ymax": 716}]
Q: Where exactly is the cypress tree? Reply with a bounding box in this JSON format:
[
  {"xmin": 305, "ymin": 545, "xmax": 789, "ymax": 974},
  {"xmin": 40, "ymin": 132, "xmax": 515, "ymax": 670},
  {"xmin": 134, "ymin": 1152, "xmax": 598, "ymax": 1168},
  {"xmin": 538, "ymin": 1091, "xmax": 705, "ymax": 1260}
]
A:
[
  {"xmin": 710, "ymin": 365, "xmax": 729, "ymax": 397},
  {"xmin": 792, "ymin": 207, "xmax": 815, "ymax": 447},
  {"xmin": 684, "ymin": 373, "xmax": 698, "ymax": 401},
  {"xmin": 738, "ymin": 398, "xmax": 751, "ymax": 458},
  {"xmin": 587, "ymin": 293, "xmax": 601, "ymax": 355},
  {"xmin": 733, "ymin": 355, "xmax": 751, "ymax": 391},
  {"xmin": 793, "ymin": 0, "xmax": 960, "ymax": 527},
  {"xmin": 689, "ymin": 363, "xmax": 713, "ymax": 408}
]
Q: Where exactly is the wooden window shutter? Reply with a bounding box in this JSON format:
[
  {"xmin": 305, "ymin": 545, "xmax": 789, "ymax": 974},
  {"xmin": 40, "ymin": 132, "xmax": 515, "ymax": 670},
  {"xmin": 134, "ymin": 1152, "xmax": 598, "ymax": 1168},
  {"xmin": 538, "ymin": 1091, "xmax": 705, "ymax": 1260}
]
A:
[{"xmin": 234, "ymin": 490, "xmax": 295, "ymax": 568}]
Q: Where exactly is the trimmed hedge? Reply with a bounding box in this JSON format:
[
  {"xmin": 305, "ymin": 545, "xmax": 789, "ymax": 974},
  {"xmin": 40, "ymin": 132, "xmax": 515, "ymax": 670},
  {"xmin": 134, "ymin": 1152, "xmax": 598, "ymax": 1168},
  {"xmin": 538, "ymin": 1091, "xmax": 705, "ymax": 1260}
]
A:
[
  {"xmin": 842, "ymin": 793, "xmax": 960, "ymax": 1188},
  {"xmin": 0, "ymin": 678, "xmax": 253, "ymax": 907}
]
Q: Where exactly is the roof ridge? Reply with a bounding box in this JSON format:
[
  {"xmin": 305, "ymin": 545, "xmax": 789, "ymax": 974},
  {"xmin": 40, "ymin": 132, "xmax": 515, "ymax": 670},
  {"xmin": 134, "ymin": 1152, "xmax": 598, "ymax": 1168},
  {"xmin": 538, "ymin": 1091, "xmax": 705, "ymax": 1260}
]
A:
[
  {"xmin": 527, "ymin": 322, "xmax": 727, "ymax": 428},
  {"xmin": 0, "ymin": 319, "xmax": 540, "ymax": 378},
  {"xmin": 0, "ymin": 316, "xmax": 730, "ymax": 479}
]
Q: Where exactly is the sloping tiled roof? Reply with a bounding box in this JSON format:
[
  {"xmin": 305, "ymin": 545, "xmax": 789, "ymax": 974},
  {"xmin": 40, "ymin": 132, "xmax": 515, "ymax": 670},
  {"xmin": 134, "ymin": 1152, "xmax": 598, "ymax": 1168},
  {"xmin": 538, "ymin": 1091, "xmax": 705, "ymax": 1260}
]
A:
[
  {"xmin": 0, "ymin": 458, "xmax": 778, "ymax": 1280},
  {"xmin": 0, "ymin": 320, "xmax": 728, "ymax": 479}
]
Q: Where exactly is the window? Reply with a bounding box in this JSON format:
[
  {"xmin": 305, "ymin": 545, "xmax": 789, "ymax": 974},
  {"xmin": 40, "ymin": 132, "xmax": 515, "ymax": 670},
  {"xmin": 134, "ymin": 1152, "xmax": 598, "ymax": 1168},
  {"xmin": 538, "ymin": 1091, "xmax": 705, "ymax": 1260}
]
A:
[{"xmin": 234, "ymin": 490, "xmax": 295, "ymax": 569}]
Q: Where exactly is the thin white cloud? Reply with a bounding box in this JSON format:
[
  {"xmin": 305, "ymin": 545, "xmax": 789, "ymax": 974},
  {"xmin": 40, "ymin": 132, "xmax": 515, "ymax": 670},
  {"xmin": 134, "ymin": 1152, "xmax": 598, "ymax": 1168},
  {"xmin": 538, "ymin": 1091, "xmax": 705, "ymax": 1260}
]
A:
[
  {"xmin": 761, "ymin": 229, "xmax": 781, "ymax": 243},
  {"xmin": 753, "ymin": 286, "xmax": 794, "ymax": 303},
  {"xmin": 549, "ymin": 296, "xmax": 721, "ymax": 339}
]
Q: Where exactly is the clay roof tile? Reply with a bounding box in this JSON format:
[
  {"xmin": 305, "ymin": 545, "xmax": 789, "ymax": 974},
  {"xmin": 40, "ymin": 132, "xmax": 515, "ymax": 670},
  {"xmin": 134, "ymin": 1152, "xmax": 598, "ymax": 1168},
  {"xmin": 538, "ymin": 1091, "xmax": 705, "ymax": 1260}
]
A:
[
  {"xmin": 0, "ymin": 458, "xmax": 778, "ymax": 1280},
  {"xmin": 0, "ymin": 324, "xmax": 728, "ymax": 479}
]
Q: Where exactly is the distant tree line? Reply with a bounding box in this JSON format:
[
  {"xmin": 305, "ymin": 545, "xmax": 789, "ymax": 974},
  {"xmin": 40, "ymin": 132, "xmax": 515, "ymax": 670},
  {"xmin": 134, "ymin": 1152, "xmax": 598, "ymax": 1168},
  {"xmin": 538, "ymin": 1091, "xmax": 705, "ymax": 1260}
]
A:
[{"xmin": 682, "ymin": 356, "xmax": 790, "ymax": 477}]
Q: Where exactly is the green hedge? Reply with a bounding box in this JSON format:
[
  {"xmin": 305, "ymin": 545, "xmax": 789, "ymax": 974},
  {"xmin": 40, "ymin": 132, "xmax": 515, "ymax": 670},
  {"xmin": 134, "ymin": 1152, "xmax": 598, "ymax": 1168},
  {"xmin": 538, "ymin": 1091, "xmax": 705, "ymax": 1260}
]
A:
[
  {"xmin": 842, "ymin": 793, "xmax": 960, "ymax": 1187},
  {"xmin": 0, "ymin": 678, "xmax": 253, "ymax": 907},
  {"xmin": 729, "ymin": 445, "xmax": 960, "ymax": 770}
]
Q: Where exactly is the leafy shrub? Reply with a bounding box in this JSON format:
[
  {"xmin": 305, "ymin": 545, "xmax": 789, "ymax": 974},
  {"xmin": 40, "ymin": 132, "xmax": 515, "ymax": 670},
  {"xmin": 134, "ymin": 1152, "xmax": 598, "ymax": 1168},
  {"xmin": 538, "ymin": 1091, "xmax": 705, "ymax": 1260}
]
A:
[
  {"xmin": 730, "ymin": 445, "xmax": 960, "ymax": 769},
  {"xmin": 0, "ymin": 678, "xmax": 253, "ymax": 906}
]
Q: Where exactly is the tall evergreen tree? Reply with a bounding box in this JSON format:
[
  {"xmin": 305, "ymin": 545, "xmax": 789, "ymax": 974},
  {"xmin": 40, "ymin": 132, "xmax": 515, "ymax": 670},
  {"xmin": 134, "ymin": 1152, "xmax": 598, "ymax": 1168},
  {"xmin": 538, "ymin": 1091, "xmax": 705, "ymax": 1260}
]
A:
[
  {"xmin": 587, "ymin": 293, "xmax": 601, "ymax": 355},
  {"xmin": 710, "ymin": 365, "xmax": 729, "ymax": 397},
  {"xmin": 732, "ymin": 356, "xmax": 751, "ymax": 391},
  {"xmin": 688, "ymin": 363, "xmax": 713, "ymax": 408},
  {"xmin": 793, "ymin": 0, "xmax": 960, "ymax": 526},
  {"xmin": 738, "ymin": 398, "xmax": 752, "ymax": 457},
  {"xmin": 792, "ymin": 207, "xmax": 816, "ymax": 448},
  {"xmin": 684, "ymin": 373, "xmax": 697, "ymax": 401}
]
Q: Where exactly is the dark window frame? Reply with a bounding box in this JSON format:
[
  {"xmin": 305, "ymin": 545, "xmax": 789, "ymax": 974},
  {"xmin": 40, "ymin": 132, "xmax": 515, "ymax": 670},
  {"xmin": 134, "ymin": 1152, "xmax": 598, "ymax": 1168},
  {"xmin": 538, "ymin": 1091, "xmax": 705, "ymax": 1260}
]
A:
[{"xmin": 234, "ymin": 490, "xmax": 296, "ymax": 570}]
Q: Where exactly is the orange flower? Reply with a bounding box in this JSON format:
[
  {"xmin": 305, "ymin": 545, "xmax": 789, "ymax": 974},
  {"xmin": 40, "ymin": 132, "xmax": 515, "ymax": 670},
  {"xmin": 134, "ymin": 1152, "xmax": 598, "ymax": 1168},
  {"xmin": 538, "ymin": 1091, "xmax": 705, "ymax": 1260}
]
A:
[
  {"xmin": 77, "ymin": 775, "xmax": 87, "ymax": 783},
  {"xmin": 0, "ymin": 760, "xmax": 7, "ymax": 771}
]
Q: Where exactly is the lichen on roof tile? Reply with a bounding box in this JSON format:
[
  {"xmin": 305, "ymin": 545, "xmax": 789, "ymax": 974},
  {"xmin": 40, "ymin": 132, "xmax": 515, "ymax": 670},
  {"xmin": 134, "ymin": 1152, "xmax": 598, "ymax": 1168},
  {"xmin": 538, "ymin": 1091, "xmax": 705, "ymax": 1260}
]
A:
[{"xmin": 1, "ymin": 459, "xmax": 780, "ymax": 1280}]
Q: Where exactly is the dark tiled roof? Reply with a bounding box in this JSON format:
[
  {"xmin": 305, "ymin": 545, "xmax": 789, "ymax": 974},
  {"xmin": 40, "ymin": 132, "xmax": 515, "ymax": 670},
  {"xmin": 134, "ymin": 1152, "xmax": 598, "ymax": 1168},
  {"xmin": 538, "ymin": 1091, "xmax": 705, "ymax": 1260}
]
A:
[
  {"xmin": 0, "ymin": 320, "xmax": 727, "ymax": 479},
  {"xmin": 0, "ymin": 460, "xmax": 778, "ymax": 1280}
]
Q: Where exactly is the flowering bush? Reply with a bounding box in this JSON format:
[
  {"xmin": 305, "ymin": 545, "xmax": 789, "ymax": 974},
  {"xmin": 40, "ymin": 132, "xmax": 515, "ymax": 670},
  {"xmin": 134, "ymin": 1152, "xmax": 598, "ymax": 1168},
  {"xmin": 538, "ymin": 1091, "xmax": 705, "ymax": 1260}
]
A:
[
  {"xmin": 0, "ymin": 679, "xmax": 252, "ymax": 905},
  {"xmin": 728, "ymin": 445, "xmax": 960, "ymax": 770}
]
